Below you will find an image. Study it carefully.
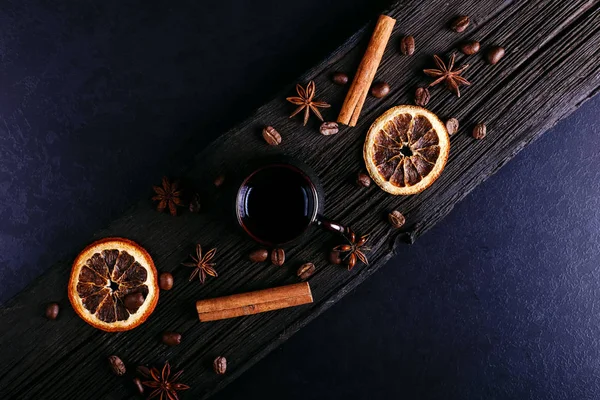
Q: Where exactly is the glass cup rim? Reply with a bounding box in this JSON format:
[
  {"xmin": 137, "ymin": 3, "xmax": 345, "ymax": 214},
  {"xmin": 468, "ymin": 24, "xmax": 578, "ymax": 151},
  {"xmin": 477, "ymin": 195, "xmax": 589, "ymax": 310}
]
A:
[{"xmin": 235, "ymin": 163, "xmax": 320, "ymax": 245}]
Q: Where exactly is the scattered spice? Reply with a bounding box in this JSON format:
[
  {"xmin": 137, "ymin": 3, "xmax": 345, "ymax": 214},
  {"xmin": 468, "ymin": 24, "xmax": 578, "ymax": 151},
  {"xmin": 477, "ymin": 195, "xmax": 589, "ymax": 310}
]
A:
[
  {"xmin": 45, "ymin": 302, "xmax": 59, "ymax": 320},
  {"xmin": 297, "ymin": 263, "xmax": 316, "ymax": 280},
  {"xmin": 214, "ymin": 175, "xmax": 225, "ymax": 187},
  {"xmin": 450, "ymin": 15, "xmax": 470, "ymax": 32},
  {"xmin": 333, "ymin": 229, "xmax": 370, "ymax": 271},
  {"xmin": 249, "ymin": 248, "xmax": 269, "ymax": 263},
  {"xmin": 487, "ymin": 46, "xmax": 505, "ymax": 64},
  {"xmin": 188, "ymin": 192, "xmax": 201, "ymax": 213},
  {"xmin": 329, "ymin": 250, "xmax": 342, "ymax": 265},
  {"xmin": 262, "ymin": 126, "xmax": 282, "ymax": 146},
  {"xmin": 357, "ymin": 171, "xmax": 371, "ymax": 187},
  {"xmin": 423, "ymin": 54, "xmax": 470, "ymax": 97},
  {"xmin": 182, "ymin": 244, "xmax": 218, "ymax": 284},
  {"xmin": 459, "ymin": 40, "xmax": 480, "ymax": 55},
  {"xmin": 159, "ymin": 272, "xmax": 174, "ymax": 290},
  {"xmin": 271, "ymin": 248, "xmax": 285, "ymax": 266},
  {"xmin": 286, "ymin": 81, "xmax": 330, "ymax": 126},
  {"xmin": 108, "ymin": 355, "xmax": 126, "ymax": 376},
  {"xmin": 161, "ymin": 331, "xmax": 182, "ymax": 346},
  {"xmin": 213, "ymin": 356, "xmax": 227, "ymax": 375},
  {"xmin": 197, "ymin": 283, "xmax": 312, "ymax": 321},
  {"xmin": 137, "ymin": 365, "xmax": 152, "ymax": 378},
  {"xmin": 320, "ymin": 121, "xmax": 339, "ymax": 136},
  {"xmin": 152, "ymin": 177, "xmax": 183, "ymax": 216},
  {"xmin": 132, "ymin": 378, "xmax": 144, "ymax": 395},
  {"xmin": 388, "ymin": 211, "xmax": 406, "ymax": 228},
  {"xmin": 472, "ymin": 123, "xmax": 487, "ymax": 139},
  {"xmin": 141, "ymin": 362, "xmax": 190, "ymax": 400},
  {"xmin": 445, "ymin": 118, "xmax": 459, "ymax": 136},
  {"xmin": 338, "ymin": 15, "xmax": 396, "ymax": 127},
  {"xmin": 414, "ymin": 87, "xmax": 430, "ymax": 107},
  {"xmin": 370, "ymin": 81, "xmax": 390, "ymax": 98},
  {"xmin": 400, "ymin": 35, "xmax": 415, "ymax": 55},
  {"xmin": 123, "ymin": 292, "xmax": 144, "ymax": 311},
  {"xmin": 332, "ymin": 72, "xmax": 349, "ymax": 85}
]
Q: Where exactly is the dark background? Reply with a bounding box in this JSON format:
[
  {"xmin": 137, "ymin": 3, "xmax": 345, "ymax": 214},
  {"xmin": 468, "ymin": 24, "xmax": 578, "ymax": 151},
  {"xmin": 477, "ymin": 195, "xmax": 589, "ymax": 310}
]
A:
[{"xmin": 1, "ymin": 1, "xmax": 600, "ymax": 399}]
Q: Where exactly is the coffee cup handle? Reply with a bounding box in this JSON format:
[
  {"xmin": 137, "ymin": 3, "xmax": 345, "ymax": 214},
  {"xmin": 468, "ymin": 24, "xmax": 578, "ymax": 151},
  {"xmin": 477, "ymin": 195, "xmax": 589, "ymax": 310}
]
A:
[{"xmin": 316, "ymin": 215, "xmax": 347, "ymax": 235}]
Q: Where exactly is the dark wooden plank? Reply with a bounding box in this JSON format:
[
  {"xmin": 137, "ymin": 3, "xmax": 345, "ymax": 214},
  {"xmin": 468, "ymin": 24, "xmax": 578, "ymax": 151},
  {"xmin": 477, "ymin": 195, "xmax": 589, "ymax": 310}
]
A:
[{"xmin": 1, "ymin": 0, "xmax": 600, "ymax": 398}]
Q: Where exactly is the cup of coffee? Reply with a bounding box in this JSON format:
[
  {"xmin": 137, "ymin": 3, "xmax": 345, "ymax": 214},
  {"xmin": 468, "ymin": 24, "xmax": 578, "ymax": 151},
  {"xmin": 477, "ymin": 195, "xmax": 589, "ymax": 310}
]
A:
[{"xmin": 235, "ymin": 161, "xmax": 346, "ymax": 246}]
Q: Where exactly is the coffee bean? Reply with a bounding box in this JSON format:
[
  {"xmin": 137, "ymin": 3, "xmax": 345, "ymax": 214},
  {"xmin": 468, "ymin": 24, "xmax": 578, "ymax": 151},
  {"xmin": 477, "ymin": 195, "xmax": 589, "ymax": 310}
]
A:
[
  {"xmin": 262, "ymin": 126, "xmax": 281, "ymax": 146},
  {"xmin": 450, "ymin": 15, "xmax": 470, "ymax": 32},
  {"xmin": 356, "ymin": 172, "xmax": 371, "ymax": 188},
  {"xmin": 123, "ymin": 293, "xmax": 144, "ymax": 311},
  {"xmin": 472, "ymin": 123, "xmax": 487, "ymax": 139},
  {"xmin": 159, "ymin": 272, "xmax": 174, "ymax": 290},
  {"xmin": 370, "ymin": 82, "xmax": 390, "ymax": 98},
  {"xmin": 271, "ymin": 248, "xmax": 285, "ymax": 266},
  {"xmin": 388, "ymin": 211, "xmax": 406, "ymax": 229},
  {"xmin": 414, "ymin": 87, "xmax": 430, "ymax": 107},
  {"xmin": 487, "ymin": 46, "xmax": 505, "ymax": 65},
  {"xmin": 332, "ymin": 71, "xmax": 349, "ymax": 85},
  {"xmin": 329, "ymin": 251, "xmax": 342, "ymax": 265},
  {"xmin": 213, "ymin": 356, "xmax": 227, "ymax": 375},
  {"xmin": 249, "ymin": 248, "xmax": 268, "ymax": 262},
  {"xmin": 319, "ymin": 121, "xmax": 339, "ymax": 136},
  {"xmin": 459, "ymin": 40, "xmax": 480, "ymax": 55},
  {"xmin": 445, "ymin": 118, "xmax": 459, "ymax": 136},
  {"xmin": 108, "ymin": 355, "xmax": 126, "ymax": 376},
  {"xmin": 133, "ymin": 378, "xmax": 144, "ymax": 395},
  {"xmin": 214, "ymin": 175, "xmax": 225, "ymax": 187},
  {"xmin": 400, "ymin": 35, "xmax": 415, "ymax": 55},
  {"xmin": 45, "ymin": 302, "xmax": 59, "ymax": 320},
  {"xmin": 161, "ymin": 331, "xmax": 182, "ymax": 346},
  {"xmin": 297, "ymin": 263, "xmax": 316, "ymax": 280}
]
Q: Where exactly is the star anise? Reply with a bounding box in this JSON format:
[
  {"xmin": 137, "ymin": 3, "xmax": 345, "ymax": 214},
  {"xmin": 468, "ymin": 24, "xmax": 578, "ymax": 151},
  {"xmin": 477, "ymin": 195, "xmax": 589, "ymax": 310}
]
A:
[
  {"xmin": 141, "ymin": 361, "xmax": 190, "ymax": 400},
  {"xmin": 286, "ymin": 80, "xmax": 331, "ymax": 126},
  {"xmin": 182, "ymin": 244, "xmax": 217, "ymax": 284},
  {"xmin": 423, "ymin": 53, "xmax": 470, "ymax": 97},
  {"xmin": 333, "ymin": 228, "xmax": 371, "ymax": 271},
  {"xmin": 152, "ymin": 177, "xmax": 183, "ymax": 216}
]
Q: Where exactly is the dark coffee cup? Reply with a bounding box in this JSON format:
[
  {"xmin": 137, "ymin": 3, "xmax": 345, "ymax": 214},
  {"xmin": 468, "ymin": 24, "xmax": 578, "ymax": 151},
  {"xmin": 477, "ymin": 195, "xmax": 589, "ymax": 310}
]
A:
[{"xmin": 236, "ymin": 161, "xmax": 346, "ymax": 246}]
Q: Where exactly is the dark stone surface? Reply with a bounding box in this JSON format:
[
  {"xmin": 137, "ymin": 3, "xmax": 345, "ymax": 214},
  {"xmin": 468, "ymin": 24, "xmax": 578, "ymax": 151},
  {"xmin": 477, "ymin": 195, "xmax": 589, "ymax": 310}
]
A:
[{"xmin": 1, "ymin": 0, "xmax": 599, "ymax": 398}]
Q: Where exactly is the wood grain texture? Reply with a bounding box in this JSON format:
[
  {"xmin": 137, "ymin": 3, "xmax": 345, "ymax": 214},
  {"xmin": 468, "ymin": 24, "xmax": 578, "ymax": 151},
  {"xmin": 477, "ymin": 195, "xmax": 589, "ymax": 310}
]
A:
[{"xmin": 1, "ymin": 0, "xmax": 600, "ymax": 399}]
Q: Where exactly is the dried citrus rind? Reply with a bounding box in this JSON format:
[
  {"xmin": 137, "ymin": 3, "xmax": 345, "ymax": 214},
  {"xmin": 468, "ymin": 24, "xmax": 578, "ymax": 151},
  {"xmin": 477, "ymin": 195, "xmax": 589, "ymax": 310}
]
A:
[
  {"xmin": 364, "ymin": 105, "xmax": 449, "ymax": 195},
  {"xmin": 68, "ymin": 237, "xmax": 159, "ymax": 332}
]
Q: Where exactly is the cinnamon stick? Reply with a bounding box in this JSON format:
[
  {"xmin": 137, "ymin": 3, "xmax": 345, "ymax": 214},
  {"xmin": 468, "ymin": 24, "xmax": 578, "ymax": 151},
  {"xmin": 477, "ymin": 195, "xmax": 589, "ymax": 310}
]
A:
[
  {"xmin": 337, "ymin": 15, "xmax": 396, "ymax": 127},
  {"xmin": 196, "ymin": 282, "xmax": 313, "ymax": 322}
]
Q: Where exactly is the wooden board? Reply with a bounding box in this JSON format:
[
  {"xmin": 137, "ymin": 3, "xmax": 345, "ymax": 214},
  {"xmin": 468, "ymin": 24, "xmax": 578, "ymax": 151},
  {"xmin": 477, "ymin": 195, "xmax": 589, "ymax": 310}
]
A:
[{"xmin": 1, "ymin": 0, "xmax": 600, "ymax": 398}]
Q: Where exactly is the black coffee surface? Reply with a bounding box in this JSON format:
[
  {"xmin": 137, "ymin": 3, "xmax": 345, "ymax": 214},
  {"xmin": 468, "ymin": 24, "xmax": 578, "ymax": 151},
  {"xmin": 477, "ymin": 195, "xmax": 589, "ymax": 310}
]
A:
[{"xmin": 238, "ymin": 165, "xmax": 315, "ymax": 245}]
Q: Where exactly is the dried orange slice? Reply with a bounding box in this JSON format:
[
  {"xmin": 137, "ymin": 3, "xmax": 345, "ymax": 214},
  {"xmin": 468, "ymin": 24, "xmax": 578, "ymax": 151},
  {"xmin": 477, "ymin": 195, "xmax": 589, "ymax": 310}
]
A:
[
  {"xmin": 363, "ymin": 105, "xmax": 450, "ymax": 195},
  {"xmin": 68, "ymin": 238, "xmax": 159, "ymax": 332}
]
